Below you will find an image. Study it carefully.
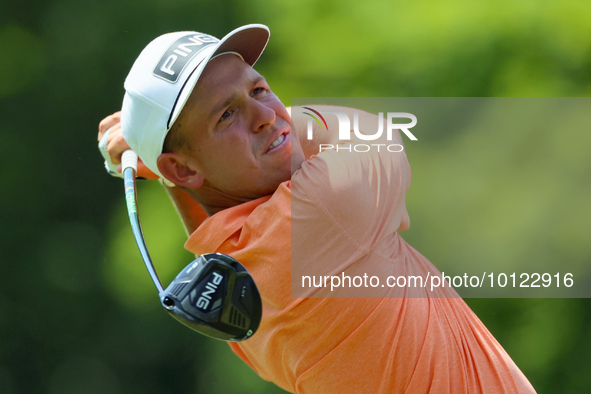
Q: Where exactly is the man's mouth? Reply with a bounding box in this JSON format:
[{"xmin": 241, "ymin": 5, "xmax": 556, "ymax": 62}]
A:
[
  {"xmin": 266, "ymin": 131, "xmax": 288, "ymax": 153},
  {"xmin": 270, "ymin": 134, "xmax": 285, "ymax": 148}
]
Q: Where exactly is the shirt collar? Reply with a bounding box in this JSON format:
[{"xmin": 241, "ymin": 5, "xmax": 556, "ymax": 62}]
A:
[{"xmin": 184, "ymin": 195, "xmax": 272, "ymax": 255}]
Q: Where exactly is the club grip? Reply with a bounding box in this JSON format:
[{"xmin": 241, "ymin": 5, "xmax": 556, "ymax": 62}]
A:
[{"xmin": 121, "ymin": 150, "xmax": 138, "ymax": 172}]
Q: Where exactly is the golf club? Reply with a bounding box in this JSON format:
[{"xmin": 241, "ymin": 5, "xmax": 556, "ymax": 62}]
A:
[{"xmin": 121, "ymin": 150, "xmax": 262, "ymax": 341}]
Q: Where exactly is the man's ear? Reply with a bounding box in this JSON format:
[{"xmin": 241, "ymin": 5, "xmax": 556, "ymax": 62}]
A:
[{"xmin": 157, "ymin": 152, "xmax": 205, "ymax": 189}]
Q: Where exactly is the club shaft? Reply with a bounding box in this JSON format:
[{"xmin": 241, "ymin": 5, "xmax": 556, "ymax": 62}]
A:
[{"xmin": 123, "ymin": 166, "xmax": 164, "ymax": 293}]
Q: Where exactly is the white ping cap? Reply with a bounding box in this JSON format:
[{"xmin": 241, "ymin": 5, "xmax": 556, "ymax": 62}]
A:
[{"xmin": 121, "ymin": 24, "xmax": 270, "ymax": 178}]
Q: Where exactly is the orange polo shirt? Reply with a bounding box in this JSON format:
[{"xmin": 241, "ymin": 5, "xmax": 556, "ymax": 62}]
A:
[{"xmin": 185, "ymin": 147, "xmax": 536, "ymax": 393}]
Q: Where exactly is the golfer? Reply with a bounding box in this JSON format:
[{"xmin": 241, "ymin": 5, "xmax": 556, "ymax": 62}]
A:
[{"xmin": 98, "ymin": 24, "xmax": 536, "ymax": 393}]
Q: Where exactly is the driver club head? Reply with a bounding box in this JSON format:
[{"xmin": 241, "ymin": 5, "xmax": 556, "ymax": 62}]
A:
[{"xmin": 159, "ymin": 253, "xmax": 262, "ymax": 341}]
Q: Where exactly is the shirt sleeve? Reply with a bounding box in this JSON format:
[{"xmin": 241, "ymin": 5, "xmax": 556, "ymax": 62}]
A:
[
  {"xmin": 293, "ymin": 145, "xmax": 410, "ymax": 245},
  {"xmin": 290, "ymin": 145, "xmax": 411, "ymax": 291}
]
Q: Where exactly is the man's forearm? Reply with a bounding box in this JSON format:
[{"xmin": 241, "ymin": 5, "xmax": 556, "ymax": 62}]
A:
[{"xmin": 161, "ymin": 183, "xmax": 209, "ymax": 237}]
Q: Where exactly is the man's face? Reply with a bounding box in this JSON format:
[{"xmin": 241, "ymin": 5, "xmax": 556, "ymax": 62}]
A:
[{"xmin": 171, "ymin": 54, "xmax": 304, "ymax": 201}]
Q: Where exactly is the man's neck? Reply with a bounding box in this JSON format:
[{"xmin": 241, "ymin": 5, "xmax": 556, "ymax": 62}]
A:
[{"xmin": 192, "ymin": 186, "xmax": 254, "ymax": 216}]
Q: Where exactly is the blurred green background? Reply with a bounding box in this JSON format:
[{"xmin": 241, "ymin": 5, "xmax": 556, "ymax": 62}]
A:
[{"xmin": 1, "ymin": 0, "xmax": 590, "ymax": 393}]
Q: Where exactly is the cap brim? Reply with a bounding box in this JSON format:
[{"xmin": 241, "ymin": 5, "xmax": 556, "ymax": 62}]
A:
[{"xmin": 168, "ymin": 24, "xmax": 270, "ymax": 129}]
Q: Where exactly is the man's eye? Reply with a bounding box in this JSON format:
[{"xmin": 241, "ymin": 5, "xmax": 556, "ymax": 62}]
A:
[
  {"xmin": 252, "ymin": 87, "xmax": 264, "ymax": 95},
  {"xmin": 219, "ymin": 110, "xmax": 231, "ymax": 122}
]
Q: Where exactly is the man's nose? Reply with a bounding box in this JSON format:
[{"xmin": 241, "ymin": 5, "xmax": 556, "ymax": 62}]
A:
[{"xmin": 250, "ymin": 100, "xmax": 275, "ymax": 132}]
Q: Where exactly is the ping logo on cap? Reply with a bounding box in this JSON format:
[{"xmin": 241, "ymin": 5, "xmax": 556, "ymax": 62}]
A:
[{"xmin": 153, "ymin": 34, "xmax": 219, "ymax": 83}]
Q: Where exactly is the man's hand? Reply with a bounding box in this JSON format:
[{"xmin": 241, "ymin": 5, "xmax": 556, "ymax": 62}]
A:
[
  {"xmin": 97, "ymin": 111, "xmax": 159, "ymax": 180},
  {"xmin": 97, "ymin": 111, "xmax": 208, "ymax": 234}
]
